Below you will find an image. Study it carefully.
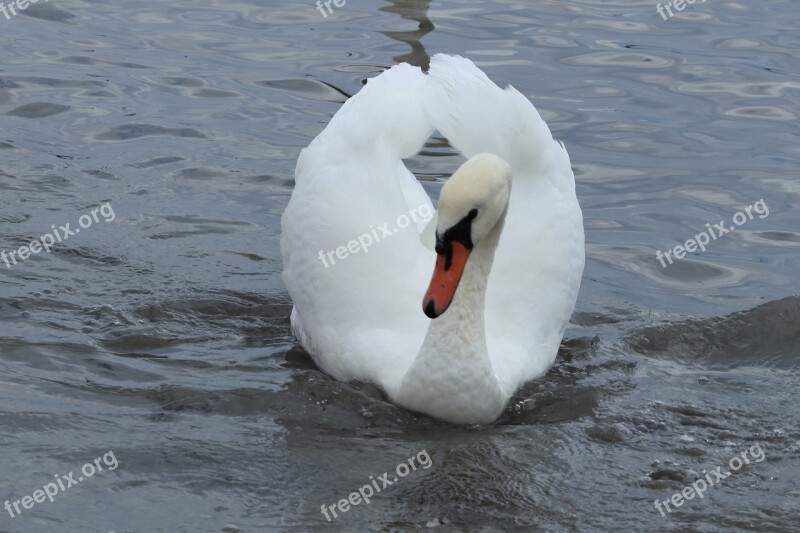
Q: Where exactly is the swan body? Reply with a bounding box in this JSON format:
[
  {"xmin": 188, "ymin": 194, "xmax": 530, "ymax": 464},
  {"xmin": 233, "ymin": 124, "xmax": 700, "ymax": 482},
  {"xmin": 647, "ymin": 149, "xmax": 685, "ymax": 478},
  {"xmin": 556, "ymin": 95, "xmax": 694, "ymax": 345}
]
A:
[{"xmin": 281, "ymin": 54, "xmax": 584, "ymax": 424}]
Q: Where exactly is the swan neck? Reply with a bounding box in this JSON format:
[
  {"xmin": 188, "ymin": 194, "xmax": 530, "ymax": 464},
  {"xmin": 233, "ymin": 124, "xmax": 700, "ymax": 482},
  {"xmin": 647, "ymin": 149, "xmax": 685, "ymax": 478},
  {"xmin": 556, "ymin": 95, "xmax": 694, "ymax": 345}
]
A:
[
  {"xmin": 433, "ymin": 219, "xmax": 502, "ymax": 340},
  {"xmin": 392, "ymin": 213, "xmax": 508, "ymax": 424}
]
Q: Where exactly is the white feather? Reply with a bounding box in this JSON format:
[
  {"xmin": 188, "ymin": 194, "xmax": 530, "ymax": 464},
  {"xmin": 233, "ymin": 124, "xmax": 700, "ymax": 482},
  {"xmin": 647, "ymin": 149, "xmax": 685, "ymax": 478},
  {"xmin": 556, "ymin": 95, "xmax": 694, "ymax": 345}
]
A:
[{"xmin": 281, "ymin": 54, "xmax": 585, "ymax": 423}]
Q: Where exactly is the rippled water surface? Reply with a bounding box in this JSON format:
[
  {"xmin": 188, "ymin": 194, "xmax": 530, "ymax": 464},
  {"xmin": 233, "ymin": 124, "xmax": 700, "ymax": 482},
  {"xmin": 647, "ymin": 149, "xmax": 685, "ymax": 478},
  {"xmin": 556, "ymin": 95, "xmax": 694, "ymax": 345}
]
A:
[{"xmin": 1, "ymin": 0, "xmax": 799, "ymax": 531}]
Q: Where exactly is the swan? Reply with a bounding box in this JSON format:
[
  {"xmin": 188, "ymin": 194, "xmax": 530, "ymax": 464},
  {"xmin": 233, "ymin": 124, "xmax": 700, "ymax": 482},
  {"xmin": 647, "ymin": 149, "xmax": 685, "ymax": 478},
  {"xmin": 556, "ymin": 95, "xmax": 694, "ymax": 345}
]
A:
[{"xmin": 281, "ymin": 54, "xmax": 584, "ymax": 424}]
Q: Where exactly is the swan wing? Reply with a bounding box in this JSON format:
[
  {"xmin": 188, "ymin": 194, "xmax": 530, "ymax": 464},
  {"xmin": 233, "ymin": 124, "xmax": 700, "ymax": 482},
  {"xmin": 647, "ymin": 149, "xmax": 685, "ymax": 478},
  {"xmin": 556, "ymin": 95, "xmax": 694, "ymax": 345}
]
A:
[
  {"xmin": 281, "ymin": 64, "xmax": 436, "ymax": 387},
  {"xmin": 425, "ymin": 55, "xmax": 585, "ymax": 392},
  {"xmin": 283, "ymin": 55, "xmax": 585, "ymax": 396}
]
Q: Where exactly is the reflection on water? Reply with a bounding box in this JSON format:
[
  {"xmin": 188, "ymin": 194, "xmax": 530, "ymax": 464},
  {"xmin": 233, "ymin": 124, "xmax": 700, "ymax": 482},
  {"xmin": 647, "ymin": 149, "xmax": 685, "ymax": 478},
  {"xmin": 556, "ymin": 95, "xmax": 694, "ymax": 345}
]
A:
[
  {"xmin": 381, "ymin": 0, "xmax": 434, "ymax": 69},
  {"xmin": 0, "ymin": 0, "xmax": 798, "ymax": 531}
]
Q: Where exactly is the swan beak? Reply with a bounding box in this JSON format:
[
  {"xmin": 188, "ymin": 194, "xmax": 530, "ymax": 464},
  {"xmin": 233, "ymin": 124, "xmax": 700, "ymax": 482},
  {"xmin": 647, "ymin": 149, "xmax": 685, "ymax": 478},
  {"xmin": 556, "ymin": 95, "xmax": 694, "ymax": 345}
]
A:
[{"xmin": 423, "ymin": 241, "xmax": 471, "ymax": 319}]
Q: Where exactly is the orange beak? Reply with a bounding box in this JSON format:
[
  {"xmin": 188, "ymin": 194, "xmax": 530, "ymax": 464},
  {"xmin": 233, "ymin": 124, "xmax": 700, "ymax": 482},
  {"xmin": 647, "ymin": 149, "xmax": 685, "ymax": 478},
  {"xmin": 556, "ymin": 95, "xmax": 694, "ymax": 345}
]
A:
[{"xmin": 422, "ymin": 241, "xmax": 471, "ymax": 319}]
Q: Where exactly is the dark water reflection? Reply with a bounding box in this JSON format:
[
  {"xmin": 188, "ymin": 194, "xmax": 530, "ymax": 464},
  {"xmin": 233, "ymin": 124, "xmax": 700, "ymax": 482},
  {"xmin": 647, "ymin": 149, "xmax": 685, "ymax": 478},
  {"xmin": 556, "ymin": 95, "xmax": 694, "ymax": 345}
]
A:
[{"xmin": 1, "ymin": 0, "xmax": 798, "ymax": 531}]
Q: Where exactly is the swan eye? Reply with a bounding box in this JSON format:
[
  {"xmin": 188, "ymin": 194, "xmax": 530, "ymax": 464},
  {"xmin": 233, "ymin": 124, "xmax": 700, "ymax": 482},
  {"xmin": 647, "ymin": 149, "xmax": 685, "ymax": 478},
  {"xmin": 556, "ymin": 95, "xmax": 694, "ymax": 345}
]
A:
[{"xmin": 436, "ymin": 209, "xmax": 478, "ymax": 260}]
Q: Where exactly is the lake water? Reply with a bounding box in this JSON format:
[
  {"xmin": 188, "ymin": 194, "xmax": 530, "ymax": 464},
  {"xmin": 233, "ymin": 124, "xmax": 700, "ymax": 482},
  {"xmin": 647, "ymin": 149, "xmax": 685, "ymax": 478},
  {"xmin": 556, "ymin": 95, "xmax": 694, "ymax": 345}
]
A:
[{"xmin": 1, "ymin": 0, "xmax": 798, "ymax": 531}]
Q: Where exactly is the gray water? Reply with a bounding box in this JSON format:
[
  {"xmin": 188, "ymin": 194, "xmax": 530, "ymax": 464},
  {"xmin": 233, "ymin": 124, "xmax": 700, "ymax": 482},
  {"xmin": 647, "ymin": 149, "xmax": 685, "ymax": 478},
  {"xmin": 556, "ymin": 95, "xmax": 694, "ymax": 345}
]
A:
[{"xmin": 1, "ymin": 0, "xmax": 799, "ymax": 531}]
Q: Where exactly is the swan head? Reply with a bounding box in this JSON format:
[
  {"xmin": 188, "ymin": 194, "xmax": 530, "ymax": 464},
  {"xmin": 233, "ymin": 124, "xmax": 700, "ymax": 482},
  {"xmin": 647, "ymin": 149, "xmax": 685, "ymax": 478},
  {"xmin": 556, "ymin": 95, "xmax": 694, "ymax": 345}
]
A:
[{"xmin": 423, "ymin": 153, "xmax": 512, "ymax": 319}]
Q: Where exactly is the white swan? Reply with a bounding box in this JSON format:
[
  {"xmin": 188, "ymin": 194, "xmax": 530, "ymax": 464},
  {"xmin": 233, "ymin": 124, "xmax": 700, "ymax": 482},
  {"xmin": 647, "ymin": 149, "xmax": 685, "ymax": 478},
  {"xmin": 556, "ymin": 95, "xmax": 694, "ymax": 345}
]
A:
[{"xmin": 281, "ymin": 54, "xmax": 584, "ymax": 424}]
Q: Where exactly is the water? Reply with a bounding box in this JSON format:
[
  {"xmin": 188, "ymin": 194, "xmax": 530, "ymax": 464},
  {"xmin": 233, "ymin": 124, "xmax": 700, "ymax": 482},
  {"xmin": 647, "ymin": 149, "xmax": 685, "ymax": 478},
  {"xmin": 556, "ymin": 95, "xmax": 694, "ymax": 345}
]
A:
[{"xmin": 1, "ymin": 0, "xmax": 798, "ymax": 531}]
